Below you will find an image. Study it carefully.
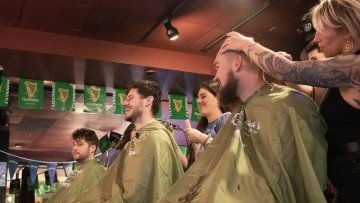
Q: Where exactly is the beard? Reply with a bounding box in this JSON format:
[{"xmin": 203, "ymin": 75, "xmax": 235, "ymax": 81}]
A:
[
  {"xmin": 219, "ymin": 71, "xmax": 239, "ymax": 107},
  {"xmin": 124, "ymin": 105, "xmax": 143, "ymax": 123},
  {"xmin": 73, "ymin": 152, "xmax": 89, "ymax": 163}
]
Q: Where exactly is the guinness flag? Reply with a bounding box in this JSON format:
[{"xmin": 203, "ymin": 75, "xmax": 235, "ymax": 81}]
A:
[
  {"xmin": 169, "ymin": 94, "xmax": 187, "ymax": 119},
  {"xmin": 191, "ymin": 98, "xmax": 201, "ymax": 121},
  {"xmin": 84, "ymin": 85, "xmax": 106, "ymax": 113},
  {"xmin": 0, "ymin": 76, "xmax": 10, "ymax": 107},
  {"xmin": 17, "ymin": 78, "xmax": 44, "ymax": 109},
  {"xmin": 113, "ymin": 88, "xmax": 126, "ymax": 114},
  {"xmin": 52, "ymin": 82, "xmax": 75, "ymax": 111}
]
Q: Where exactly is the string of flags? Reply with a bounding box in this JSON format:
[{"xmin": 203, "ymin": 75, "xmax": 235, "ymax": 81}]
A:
[
  {"xmin": 0, "ymin": 149, "xmax": 75, "ymax": 185},
  {"xmin": 0, "ymin": 76, "xmax": 201, "ymax": 121}
]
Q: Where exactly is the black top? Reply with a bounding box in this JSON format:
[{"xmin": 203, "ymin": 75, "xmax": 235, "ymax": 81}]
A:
[{"xmin": 320, "ymin": 88, "xmax": 360, "ymax": 146}]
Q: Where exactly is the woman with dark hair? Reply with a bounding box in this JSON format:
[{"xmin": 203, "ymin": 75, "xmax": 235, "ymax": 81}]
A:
[{"xmin": 185, "ymin": 80, "xmax": 231, "ymax": 169}]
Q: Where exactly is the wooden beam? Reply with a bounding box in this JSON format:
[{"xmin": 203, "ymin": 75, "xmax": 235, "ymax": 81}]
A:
[{"xmin": 0, "ymin": 25, "xmax": 215, "ymax": 75}]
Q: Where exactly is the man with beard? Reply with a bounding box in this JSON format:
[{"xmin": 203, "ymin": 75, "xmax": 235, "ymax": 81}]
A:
[
  {"xmin": 71, "ymin": 80, "xmax": 184, "ymax": 203},
  {"xmin": 158, "ymin": 47, "xmax": 328, "ymax": 203},
  {"xmin": 46, "ymin": 128, "xmax": 105, "ymax": 203}
]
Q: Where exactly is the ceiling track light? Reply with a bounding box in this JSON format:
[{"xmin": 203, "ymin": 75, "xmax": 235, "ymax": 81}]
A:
[{"xmin": 163, "ymin": 18, "xmax": 179, "ymax": 41}]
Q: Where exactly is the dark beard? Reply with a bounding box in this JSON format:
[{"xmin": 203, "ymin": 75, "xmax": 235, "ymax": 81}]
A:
[
  {"xmin": 124, "ymin": 108, "xmax": 142, "ymax": 123},
  {"xmin": 219, "ymin": 71, "xmax": 239, "ymax": 107}
]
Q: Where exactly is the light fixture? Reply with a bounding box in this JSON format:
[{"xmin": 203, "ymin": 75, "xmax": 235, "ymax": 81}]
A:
[{"xmin": 163, "ymin": 18, "xmax": 179, "ymax": 41}]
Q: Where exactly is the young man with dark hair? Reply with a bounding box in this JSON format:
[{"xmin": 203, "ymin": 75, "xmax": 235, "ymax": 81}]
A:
[
  {"xmin": 73, "ymin": 80, "xmax": 184, "ymax": 203},
  {"xmin": 46, "ymin": 128, "xmax": 105, "ymax": 203}
]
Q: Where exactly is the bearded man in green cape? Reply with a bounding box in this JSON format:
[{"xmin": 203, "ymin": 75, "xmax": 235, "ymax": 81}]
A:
[
  {"xmin": 72, "ymin": 80, "xmax": 184, "ymax": 203},
  {"xmin": 158, "ymin": 45, "xmax": 327, "ymax": 203}
]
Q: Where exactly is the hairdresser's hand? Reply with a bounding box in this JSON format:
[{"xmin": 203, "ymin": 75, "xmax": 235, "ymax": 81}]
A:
[
  {"xmin": 220, "ymin": 31, "xmax": 255, "ymax": 54},
  {"xmin": 184, "ymin": 128, "xmax": 207, "ymax": 144},
  {"xmin": 277, "ymin": 51, "xmax": 293, "ymax": 60}
]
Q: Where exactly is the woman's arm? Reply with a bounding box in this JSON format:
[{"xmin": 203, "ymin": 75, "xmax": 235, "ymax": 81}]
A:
[{"xmin": 220, "ymin": 31, "xmax": 360, "ymax": 87}]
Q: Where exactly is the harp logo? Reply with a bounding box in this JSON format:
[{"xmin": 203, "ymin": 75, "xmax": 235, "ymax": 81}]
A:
[
  {"xmin": 89, "ymin": 86, "xmax": 101, "ymax": 102},
  {"xmin": 173, "ymin": 99, "xmax": 182, "ymax": 112},
  {"xmin": 58, "ymin": 88, "xmax": 69, "ymax": 103},
  {"xmin": 24, "ymin": 81, "xmax": 38, "ymax": 98},
  {"xmin": 118, "ymin": 93, "xmax": 126, "ymax": 105}
]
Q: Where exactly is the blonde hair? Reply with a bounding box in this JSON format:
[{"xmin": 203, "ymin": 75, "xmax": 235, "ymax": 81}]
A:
[{"xmin": 311, "ymin": 0, "xmax": 360, "ymax": 41}]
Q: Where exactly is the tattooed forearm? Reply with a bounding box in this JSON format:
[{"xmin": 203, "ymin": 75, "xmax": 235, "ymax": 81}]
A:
[{"xmin": 254, "ymin": 51, "xmax": 360, "ymax": 87}]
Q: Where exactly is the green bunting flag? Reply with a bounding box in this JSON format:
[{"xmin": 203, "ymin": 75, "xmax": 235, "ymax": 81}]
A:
[
  {"xmin": 17, "ymin": 78, "xmax": 44, "ymax": 109},
  {"xmin": 0, "ymin": 76, "xmax": 10, "ymax": 107},
  {"xmin": 98, "ymin": 135, "xmax": 111, "ymax": 154},
  {"xmin": 52, "ymin": 82, "xmax": 75, "ymax": 111},
  {"xmin": 169, "ymin": 94, "xmax": 187, "ymax": 119},
  {"xmin": 156, "ymin": 107, "xmax": 162, "ymax": 118},
  {"xmin": 113, "ymin": 88, "xmax": 126, "ymax": 114},
  {"xmin": 84, "ymin": 85, "xmax": 106, "ymax": 113},
  {"xmin": 179, "ymin": 146, "xmax": 187, "ymax": 156},
  {"xmin": 191, "ymin": 98, "xmax": 201, "ymax": 121}
]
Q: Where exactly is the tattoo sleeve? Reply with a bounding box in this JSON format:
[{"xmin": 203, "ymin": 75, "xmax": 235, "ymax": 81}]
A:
[{"xmin": 255, "ymin": 51, "xmax": 360, "ymax": 87}]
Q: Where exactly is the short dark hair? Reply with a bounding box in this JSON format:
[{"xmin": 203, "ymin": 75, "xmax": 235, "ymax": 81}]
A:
[
  {"xmin": 304, "ymin": 41, "xmax": 320, "ymax": 54},
  {"xmin": 72, "ymin": 128, "xmax": 98, "ymax": 147},
  {"xmin": 126, "ymin": 80, "xmax": 161, "ymax": 116}
]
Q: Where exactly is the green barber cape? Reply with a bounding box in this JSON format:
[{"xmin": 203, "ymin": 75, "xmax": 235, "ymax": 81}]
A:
[
  {"xmin": 46, "ymin": 159, "xmax": 105, "ymax": 203},
  {"xmin": 159, "ymin": 84, "xmax": 327, "ymax": 203},
  {"xmin": 73, "ymin": 121, "xmax": 184, "ymax": 203}
]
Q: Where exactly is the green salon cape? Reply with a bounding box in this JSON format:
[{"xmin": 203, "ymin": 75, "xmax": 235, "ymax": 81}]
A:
[
  {"xmin": 46, "ymin": 159, "xmax": 105, "ymax": 203},
  {"xmin": 73, "ymin": 121, "xmax": 184, "ymax": 203},
  {"xmin": 159, "ymin": 84, "xmax": 327, "ymax": 203}
]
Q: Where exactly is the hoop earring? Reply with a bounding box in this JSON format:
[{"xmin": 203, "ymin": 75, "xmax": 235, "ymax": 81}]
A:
[{"xmin": 343, "ymin": 39, "xmax": 354, "ymax": 54}]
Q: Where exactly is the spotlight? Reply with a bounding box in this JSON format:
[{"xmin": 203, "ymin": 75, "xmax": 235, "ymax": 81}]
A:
[{"xmin": 163, "ymin": 18, "xmax": 179, "ymax": 41}]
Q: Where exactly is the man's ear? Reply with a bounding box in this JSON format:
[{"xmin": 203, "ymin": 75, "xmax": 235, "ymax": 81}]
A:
[
  {"xmin": 90, "ymin": 145, "xmax": 96, "ymax": 154},
  {"xmin": 232, "ymin": 55, "xmax": 243, "ymax": 72},
  {"xmin": 145, "ymin": 96, "xmax": 154, "ymax": 107}
]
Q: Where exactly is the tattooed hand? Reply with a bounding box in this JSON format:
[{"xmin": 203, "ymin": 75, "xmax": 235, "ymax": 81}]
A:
[
  {"xmin": 220, "ymin": 31, "xmax": 255, "ymax": 54},
  {"xmin": 277, "ymin": 51, "xmax": 293, "ymax": 60}
]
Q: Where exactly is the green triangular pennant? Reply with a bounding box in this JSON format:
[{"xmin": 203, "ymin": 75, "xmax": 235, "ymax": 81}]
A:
[
  {"xmin": 98, "ymin": 135, "xmax": 111, "ymax": 154},
  {"xmin": 179, "ymin": 146, "xmax": 187, "ymax": 155},
  {"xmin": 168, "ymin": 94, "xmax": 187, "ymax": 119},
  {"xmin": 17, "ymin": 78, "xmax": 44, "ymax": 109},
  {"xmin": 113, "ymin": 88, "xmax": 126, "ymax": 114},
  {"xmin": 84, "ymin": 85, "xmax": 106, "ymax": 113},
  {"xmin": 191, "ymin": 98, "xmax": 201, "ymax": 121},
  {"xmin": 0, "ymin": 76, "xmax": 10, "ymax": 107},
  {"xmin": 156, "ymin": 106, "xmax": 162, "ymax": 118},
  {"xmin": 52, "ymin": 82, "xmax": 75, "ymax": 111}
]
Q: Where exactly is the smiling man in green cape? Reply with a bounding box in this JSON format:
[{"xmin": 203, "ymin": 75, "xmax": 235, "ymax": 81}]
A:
[{"xmin": 72, "ymin": 80, "xmax": 184, "ymax": 203}]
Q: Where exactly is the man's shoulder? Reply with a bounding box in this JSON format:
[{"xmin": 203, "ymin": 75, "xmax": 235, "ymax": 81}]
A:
[{"xmin": 270, "ymin": 84, "xmax": 315, "ymax": 104}]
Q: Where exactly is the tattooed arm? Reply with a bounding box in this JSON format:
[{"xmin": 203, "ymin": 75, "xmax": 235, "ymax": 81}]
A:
[{"xmin": 220, "ymin": 31, "xmax": 360, "ymax": 87}]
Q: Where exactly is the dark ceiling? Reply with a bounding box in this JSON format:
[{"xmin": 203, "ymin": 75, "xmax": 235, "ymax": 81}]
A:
[{"xmin": 0, "ymin": 0, "xmax": 317, "ymax": 161}]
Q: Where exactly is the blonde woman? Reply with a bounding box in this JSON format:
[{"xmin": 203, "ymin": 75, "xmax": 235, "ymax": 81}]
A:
[{"xmin": 220, "ymin": 0, "xmax": 360, "ymax": 202}]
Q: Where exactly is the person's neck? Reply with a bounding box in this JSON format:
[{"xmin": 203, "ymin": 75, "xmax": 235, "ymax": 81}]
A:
[
  {"xmin": 207, "ymin": 109, "xmax": 223, "ymax": 123},
  {"xmin": 77, "ymin": 157, "xmax": 94, "ymax": 165},
  {"xmin": 237, "ymin": 77, "xmax": 266, "ymax": 102},
  {"xmin": 133, "ymin": 112, "xmax": 156, "ymax": 131}
]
